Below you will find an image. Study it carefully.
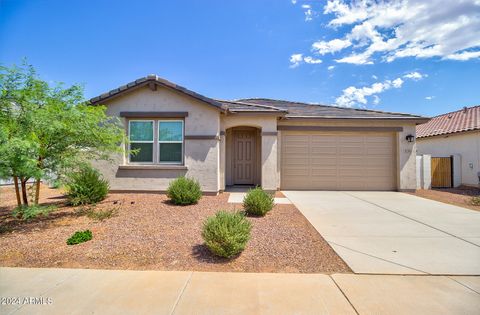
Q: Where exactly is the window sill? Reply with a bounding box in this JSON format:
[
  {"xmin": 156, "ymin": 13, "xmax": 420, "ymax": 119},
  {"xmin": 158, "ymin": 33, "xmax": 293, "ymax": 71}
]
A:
[{"xmin": 119, "ymin": 165, "xmax": 188, "ymax": 171}]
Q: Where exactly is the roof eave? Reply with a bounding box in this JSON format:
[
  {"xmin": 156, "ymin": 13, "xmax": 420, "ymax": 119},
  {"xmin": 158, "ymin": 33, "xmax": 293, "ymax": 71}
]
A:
[
  {"xmin": 226, "ymin": 110, "xmax": 287, "ymax": 116},
  {"xmin": 283, "ymin": 115, "xmax": 430, "ymax": 123},
  {"xmin": 89, "ymin": 75, "xmax": 227, "ymax": 112},
  {"xmin": 417, "ymin": 127, "xmax": 480, "ymax": 139}
]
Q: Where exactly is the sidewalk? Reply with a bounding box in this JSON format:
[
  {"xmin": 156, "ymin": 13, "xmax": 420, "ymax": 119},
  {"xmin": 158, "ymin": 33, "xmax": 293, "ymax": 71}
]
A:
[{"xmin": 1, "ymin": 268, "xmax": 479, "ymax": 315}]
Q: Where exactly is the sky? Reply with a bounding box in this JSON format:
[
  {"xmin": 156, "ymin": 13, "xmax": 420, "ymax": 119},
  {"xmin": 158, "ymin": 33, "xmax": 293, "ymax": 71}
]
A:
[{"xmin": 1, "ymin": 0, "xmax": 479, "ymax": 117}]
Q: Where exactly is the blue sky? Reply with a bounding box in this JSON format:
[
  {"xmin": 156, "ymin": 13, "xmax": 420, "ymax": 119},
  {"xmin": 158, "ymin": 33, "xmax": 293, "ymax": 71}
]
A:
[{"xmin": 1, "ymin": 0, "xmax": 479, "ymax": 117}]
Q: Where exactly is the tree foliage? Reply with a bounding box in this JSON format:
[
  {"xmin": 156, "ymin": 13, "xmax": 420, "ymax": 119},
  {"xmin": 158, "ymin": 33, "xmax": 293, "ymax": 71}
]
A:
[{"xmin": 0, "ymin": 61, "xmax": 125, "ymax": 206}]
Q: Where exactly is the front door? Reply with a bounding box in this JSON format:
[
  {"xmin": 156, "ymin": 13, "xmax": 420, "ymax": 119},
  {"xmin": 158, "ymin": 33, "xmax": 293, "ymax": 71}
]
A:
[{"xmin": 233, "ymin": 130, "xmax": 256, "ymax": 185}]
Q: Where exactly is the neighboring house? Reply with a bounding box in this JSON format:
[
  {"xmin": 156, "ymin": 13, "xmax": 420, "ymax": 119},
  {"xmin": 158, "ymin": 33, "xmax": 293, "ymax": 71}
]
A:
[
  {"xmin": 89, "ymin": 75, "xmax": 428, "ymax": 194},
  {"xmin": 417, "ymin": 106, "xmax": 480, "ymax": 187}
]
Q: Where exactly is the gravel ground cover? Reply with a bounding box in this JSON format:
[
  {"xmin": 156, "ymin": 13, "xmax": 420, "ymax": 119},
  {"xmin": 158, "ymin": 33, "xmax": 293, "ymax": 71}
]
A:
[
  {"xmin": 411, "ymin": 186, "xmax": 480, "ymax": 212},
  {"xmin": 0, "ymin": 185, "xmax": 350, "ymax": 273}
]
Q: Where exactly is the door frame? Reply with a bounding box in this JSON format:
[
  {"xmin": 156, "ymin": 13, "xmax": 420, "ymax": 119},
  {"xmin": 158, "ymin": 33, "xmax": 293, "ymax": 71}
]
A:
[{"xmin": 226, "ymin": 126, "xmax": 261, "ymax": 186}]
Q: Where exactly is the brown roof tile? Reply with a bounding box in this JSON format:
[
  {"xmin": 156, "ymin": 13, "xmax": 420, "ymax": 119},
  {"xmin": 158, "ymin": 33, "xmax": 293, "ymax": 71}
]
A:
[{"xmin": 416, "ymin": 105, "xmax": 480, "ymax": 138}]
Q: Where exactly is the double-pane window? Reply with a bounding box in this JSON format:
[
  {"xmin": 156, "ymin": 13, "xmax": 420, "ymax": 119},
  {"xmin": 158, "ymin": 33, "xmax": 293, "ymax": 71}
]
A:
[{"xmin": 128, "ymin": 120, "xmax": 183, "ymax": 164}]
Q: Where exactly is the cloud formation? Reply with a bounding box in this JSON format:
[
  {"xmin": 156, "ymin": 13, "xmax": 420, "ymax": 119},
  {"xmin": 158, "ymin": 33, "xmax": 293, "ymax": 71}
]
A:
[
  {"xmin": 294, "ymin": 0, "xmax": 480, "ymax": 65},
  {"xmin": 289, "ymin": 53, "xmax": 322, "ymax": 67},
  {"xmin": 335, "ymin": 72, "xmax": 427, "ymax": 107}
]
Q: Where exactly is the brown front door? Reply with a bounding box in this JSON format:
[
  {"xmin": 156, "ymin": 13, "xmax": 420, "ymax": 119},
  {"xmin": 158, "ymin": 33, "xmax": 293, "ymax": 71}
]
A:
[{"xmin": 233, "ymin": 130, "xmax": 256, "ymax": 185}]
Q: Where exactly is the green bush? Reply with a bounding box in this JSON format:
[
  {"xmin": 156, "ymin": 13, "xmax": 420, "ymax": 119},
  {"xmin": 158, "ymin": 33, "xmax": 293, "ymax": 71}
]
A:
[
  {"xmin": 67, "ymin": 230, "xmax": 93, "ymax": 245},
  {"xmin": 167, "ymin": 176, "xmax": 202, "ymax": 205},
  {"xmin": 12, "ymin": 205, "xmax": 57, "ymax": 221},
  {"xmin": 243, "ymin": 187, "xmax": 274, "ymax": 216},
  {"xmin": 65, "ymin": 166, "xmax": 109, "ymax": 206},
  {"xmin": 202, "ymin": 211, "xmax": 251, "ymax": 258},
  {"xmin": 471, "ymin": 196, "xmax": 480, "ymax": 206}
]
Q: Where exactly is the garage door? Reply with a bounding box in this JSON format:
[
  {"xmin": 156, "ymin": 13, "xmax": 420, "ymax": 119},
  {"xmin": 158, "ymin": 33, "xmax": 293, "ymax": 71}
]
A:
[{"xmin": 281, "ymin": 131, "xmax": 397, "ymax": 190}]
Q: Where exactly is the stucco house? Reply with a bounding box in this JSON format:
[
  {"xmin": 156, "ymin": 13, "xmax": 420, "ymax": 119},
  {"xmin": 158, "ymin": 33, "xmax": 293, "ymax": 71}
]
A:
[
  {"xmin": 90, "ymin": 75, "xmax": 429, "ymax": 194},
  {"xmin": 417, "ymin": 106, "xmax": 480, "ymax": 187}
]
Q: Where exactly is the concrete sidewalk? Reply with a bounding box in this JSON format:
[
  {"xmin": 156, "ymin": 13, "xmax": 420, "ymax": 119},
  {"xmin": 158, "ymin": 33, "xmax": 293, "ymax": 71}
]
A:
[{"xmin": 1, "ymin": 268, "xmax": 479, "ymax": 315}]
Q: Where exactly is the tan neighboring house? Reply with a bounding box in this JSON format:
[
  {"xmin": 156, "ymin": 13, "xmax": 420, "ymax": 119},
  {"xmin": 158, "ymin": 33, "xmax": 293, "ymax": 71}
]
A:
[
  {"xmin": 417, "ymin": 106, "xmax": 480, "ymax": 187},
  {"xmin": 89, "ymin": 75, "xmax": 428, "ymax": 194}
]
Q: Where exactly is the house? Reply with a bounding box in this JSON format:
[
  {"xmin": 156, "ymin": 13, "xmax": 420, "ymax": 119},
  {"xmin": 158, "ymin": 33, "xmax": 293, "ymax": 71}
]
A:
[
  {"xmin": 89, "ymin": 75, "xmax": 429, "ymax": 194},
  {"xmin": 417, "ymin": 106, "xmax": 480, "ymax": 187}
]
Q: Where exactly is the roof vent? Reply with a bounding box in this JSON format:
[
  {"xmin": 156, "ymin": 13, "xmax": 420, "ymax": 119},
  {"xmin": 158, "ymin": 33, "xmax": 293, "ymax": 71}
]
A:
[
  {"xmin": 463, "ymin": 106, "xmax": 468, "ymax": 113},
  {"xmin": 448, "ymin": 114, "xmax": 452, "ymax": 119}
]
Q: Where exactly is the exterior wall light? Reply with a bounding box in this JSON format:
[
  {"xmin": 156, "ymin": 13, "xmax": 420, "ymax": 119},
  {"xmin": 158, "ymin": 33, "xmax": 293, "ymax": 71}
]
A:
[{"xmin": 405, "ymin": 134, "xmax": 415, "ymax": 143}]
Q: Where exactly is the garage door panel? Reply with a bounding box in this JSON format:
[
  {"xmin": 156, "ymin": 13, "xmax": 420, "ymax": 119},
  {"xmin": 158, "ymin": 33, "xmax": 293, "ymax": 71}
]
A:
[{"xmin": 281, "ymin": 131, "xmax": 396, "ymax": 190}]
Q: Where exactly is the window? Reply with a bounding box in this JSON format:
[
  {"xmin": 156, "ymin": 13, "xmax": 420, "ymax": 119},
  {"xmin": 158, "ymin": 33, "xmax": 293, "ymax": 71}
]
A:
[
  {"xmin": 128, "ymin": 119, "xmax": 184, "ymax": 164},
  {"xmin": 129, "ymin": 120, "xmax": 154, "ymax": 163},
  {"xmin": 159, "ymin": 121, "xmax": 183, "ymax": 163}
]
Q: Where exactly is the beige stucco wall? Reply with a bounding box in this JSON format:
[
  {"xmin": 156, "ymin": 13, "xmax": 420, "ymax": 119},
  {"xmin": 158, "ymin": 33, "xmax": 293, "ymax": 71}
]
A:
[
  {"xmin": 417, "ymin": 131, "xmax": 480, "ymax": 186},
  {"xmin": 277, "ymin": 119, "xmax": 418, "ymax": 191},
  {"xmin": 92, "ymin": 85, "xmax": 221, "ymax": 192}
]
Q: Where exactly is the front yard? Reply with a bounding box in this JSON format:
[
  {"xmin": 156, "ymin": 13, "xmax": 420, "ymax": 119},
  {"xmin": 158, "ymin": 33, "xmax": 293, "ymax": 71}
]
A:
[
  {"xmin": 0, "ymin": 185, "xmax": 350, "ymax": 273},
  {"xmin": 411, "ymin": 186, "xmax": 480, "ymax": 212}
]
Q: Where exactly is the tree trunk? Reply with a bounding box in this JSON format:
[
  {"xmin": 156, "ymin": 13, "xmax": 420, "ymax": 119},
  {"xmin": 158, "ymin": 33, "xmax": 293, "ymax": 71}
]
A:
[
  {"xmin": 13, "ymin": 176, "xmax": 22, "ymax": 207},
  {"xmin": 21, "ymin": 178, "xmax": 29, "ymax": 207},
  {"xmin": 34, "ymin": 157, "xmax": 43, "ymax": 204},
  {"xmin": 34, "ymin": 178, "xmax": 41, "ymax": 204}
]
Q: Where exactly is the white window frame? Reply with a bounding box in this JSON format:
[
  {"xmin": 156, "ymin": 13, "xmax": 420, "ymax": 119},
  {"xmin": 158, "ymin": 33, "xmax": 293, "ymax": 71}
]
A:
[
  {"xmin": 128, "ymin": 119, "xmax": 155, "ymax": 164},
  {"xmin": 158, "ymin": 120, "xmax": 184, "ymax": 165}
]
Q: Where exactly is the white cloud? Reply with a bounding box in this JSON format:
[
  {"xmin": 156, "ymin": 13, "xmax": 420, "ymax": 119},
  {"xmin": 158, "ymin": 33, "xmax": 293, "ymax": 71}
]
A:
[
  {"xmin": 328, "ymin": 65, "xmax": 335, "ymax": 70},
  {"xmin": 304, "ymin": 56, "xmax": 322, "ymax": 64},
  {"xmin": 335, "ymin": 72, "xmax": 426, "ymax": 107},
  {"xmin": 312, "ymin": 38, "xmax": 352, "ymax": 55},
  {"xmin": 446, "ymin": 50, "xmax": 480, "ymax": 60},
  {"xmin": 290, "ymin": 54, "xmax": 322, "ymax": 67},
  {"xmin": 291, "ymin": 0, "xmax": 297, "ymax": 4},
  {"xmin": 372, "ymin": 75, "xmax": 378, "ymax": 80},
  {"xmin": 294, "ymin": 0, "xmax": 480, "ymax": 64},
  {"xmin": 425, "ymin": 96, "xmax": 434, "ymax": 100},
  {"xmin": 403, "ymin": 71, "xmax": 427, "ymax": 80},
  {"xmin": 300, "ymin": 4, "xmax": 314, "ymax": 21},
  {"xmin": 289, "ymin": 53, "xmax": 303, "ymax": 68}
]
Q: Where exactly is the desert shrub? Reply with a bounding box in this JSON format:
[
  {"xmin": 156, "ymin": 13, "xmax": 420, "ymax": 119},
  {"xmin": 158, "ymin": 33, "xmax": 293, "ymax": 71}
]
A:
[
  {"xmin": 12, "ymin": 205, "xmax": 57, "ymax": 221},
  {"xmin": 66, "ymin": 230, "xmax": 93, "ymax": 245},
  {"xmin": 86, "ymin": 207, "xmax": 117, "ymax": 221},
  {"xmin": 65, "ymin": 166, "xmax": 109, "ymax": 206},
  {"xmin": 243, "ymin": 187, "xmax": 275, "ymax": 216},
  {"xmin": 471, "ymin": 196, "xmax": 480, "ymax": 206},
  {"xmin": 202, "ymin": 211, "xmax": 251, "ymax": 258},
  {"xmin": 167, "ymin": 176, "xmax": 202, "ymax": 205}
]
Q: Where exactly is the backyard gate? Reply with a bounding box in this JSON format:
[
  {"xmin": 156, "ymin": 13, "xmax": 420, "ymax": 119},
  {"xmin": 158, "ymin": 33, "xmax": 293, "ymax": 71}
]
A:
[{"xmin": 431, "ymin": 157, "xmax": 453, "ymax": 188}]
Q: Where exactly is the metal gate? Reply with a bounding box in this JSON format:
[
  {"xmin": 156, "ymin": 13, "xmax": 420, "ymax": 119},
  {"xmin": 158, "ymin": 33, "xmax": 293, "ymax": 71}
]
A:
[{"xmin": 431, "ymin": 157, "xmax": 453, "ymax": 188}]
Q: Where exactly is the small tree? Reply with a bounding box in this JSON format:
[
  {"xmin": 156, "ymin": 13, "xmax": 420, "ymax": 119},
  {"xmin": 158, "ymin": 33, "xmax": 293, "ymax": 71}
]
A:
[{"xmin": 0, "ymin": 62, "xmax": 125, "ymax": 206}]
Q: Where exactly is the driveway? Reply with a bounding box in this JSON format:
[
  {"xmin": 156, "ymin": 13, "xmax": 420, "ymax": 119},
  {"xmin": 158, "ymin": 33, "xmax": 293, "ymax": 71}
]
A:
[{"xmin": 283, "ymin": 191, "xmax": 480, "ymax": 275}]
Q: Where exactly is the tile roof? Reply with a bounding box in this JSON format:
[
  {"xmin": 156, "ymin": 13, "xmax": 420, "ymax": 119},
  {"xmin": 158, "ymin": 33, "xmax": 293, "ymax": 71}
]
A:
[
  {"xmin": 416, "ymin": 105, "xmax": 480, "ymax": 138},
  {"xmin": 89, "ymin": 75, "xmax": 227, "ymax": 111},
  {"xmin": 90, "ymin": 75, "xmax": 428, "ymax": 120},
  {"xmin": 230, "ymin": 98, "xmax": 428, "ymax": 120}
]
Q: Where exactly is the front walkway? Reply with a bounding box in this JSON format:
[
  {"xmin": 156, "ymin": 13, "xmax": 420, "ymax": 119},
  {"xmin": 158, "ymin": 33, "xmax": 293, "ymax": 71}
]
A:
[
  {"xmin": 283, "ymin": 191, "xmax": 480, "ymax": 275},
  {"xmin": 1, "ymin": 267, "xmax": 479, "ymax": 315}
]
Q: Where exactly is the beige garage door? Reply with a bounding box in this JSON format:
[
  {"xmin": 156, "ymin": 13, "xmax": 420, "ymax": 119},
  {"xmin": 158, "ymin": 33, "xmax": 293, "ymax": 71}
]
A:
[{"xmin": 281, "ymin": 131, "xmax": 397, "ymax": 190}]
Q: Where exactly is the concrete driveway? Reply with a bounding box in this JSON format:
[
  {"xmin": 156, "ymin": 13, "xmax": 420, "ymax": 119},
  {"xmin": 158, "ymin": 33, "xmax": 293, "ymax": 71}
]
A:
[{"xmin": 283, "ymin": 191, "xmax": 480, "ymax": 275}]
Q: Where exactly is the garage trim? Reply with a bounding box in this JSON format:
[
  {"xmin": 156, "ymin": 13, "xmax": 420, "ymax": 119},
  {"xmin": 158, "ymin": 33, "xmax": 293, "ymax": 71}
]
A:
[{"xmin": 278, "ymin": 126, "xmax": 403, "ymax": 132}]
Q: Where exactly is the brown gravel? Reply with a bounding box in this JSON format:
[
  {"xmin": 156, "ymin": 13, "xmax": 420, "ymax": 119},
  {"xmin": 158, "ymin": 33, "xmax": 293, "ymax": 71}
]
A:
[
  {"xmin": 0, "ymin": 185, "xmax": 350, "ymax": 273},
  {"xmin": 410, "ymin": 186, "xmax": 480, "ymax": 212}
]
